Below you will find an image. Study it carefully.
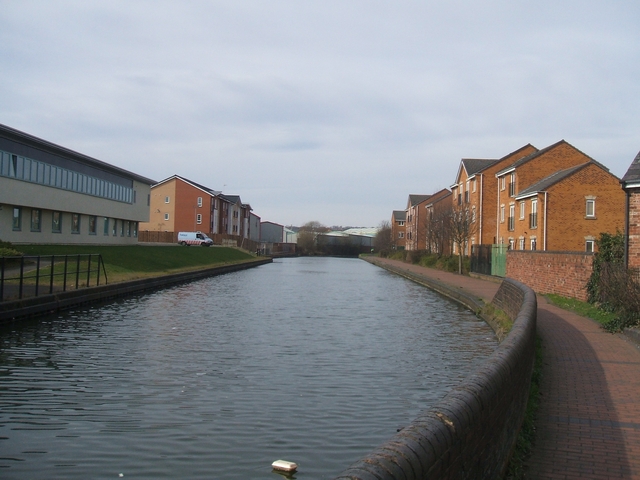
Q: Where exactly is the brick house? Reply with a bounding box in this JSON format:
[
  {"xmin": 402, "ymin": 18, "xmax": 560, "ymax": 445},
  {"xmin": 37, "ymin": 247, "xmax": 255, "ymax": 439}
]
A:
[
  {"xmin": 450, "ymin": 144, "xmax": 538, "ymax": 250},
  {"xmin": 495, "ymin": 142, "xmax": 624, "ymax": 251},
  {"xmin": 405, "ymin": 194, "xmax": 431, "ymax": 251},
  {"xmin": 391, "ymin": 210, "xmax": 406, "ymax": 250},
  {"xmin": 141, "ymin": 175, "xmax": 220, "ymax": 235},
  {"xmin": 425, "ymin": 188, "xmax": 452, "ymax": 255},
  {"xmin": 621, "ymin": 150, "xmax": 640, "ymax": 269},
  {"xmin": 140, "ymin": 175, "xmax": 255, "ymax": 241}
]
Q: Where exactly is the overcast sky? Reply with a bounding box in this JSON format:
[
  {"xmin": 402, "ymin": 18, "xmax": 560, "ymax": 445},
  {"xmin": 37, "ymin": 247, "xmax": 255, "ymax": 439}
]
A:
[{"xmin": 1, "ymin": 1, "xmax": 639, "ymax": 227}]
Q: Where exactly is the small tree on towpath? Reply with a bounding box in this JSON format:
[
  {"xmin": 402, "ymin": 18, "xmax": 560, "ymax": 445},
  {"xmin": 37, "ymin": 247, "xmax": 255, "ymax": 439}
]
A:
[
  {"xmin": 297, "ymin": 221, "xmax": 328, "ymax": 255},
  {"xmin": 449, "ymin": 203, "xmax": 478, "ymax": 274},
  {"xmin": 373, "ymin": 221, "xmax": 392, "ymax": 254}
]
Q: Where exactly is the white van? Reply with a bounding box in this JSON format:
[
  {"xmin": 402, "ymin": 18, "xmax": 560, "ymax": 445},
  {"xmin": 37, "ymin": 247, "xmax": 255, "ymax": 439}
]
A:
[{"xmin": 177, "ymin": 231, "xmax": 214, "ymax": 246}]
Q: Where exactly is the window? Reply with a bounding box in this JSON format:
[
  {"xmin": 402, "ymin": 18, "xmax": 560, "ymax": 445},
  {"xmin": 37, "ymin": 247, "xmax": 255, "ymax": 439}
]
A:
[
  {"xmin": 586, "ymin": 240, "xmax": 595, "ymax": 253},
  {"xmin": 12, "ymin": 207, "xmax": 21, "ymax": 231},
  {"xmin": 519, "ymin": 201, "xmax": 525, "ymax": 220},
  {"xmin": 509, "ymin": 173, "xmax": 516, "ymax": 197},
  {"xmin": 398, "ymin": 221, "xmax": 404, "ymax": 226},
  {"xmin": 196, "ymin": 214, "xmax": 202, "ymax": 224},
  {"xmin": 126, "ymin": 221, "xmax": 131, "ymax": 237},
  {"xmin": 71, "ymin": 214, "xmax": 81, "ymax": 234},
  {"xmin": 509, "ymin": 238, "xmax": 515, "ymax": 250},
  {"xmin": 586, "ymin": 198, "xmax": 596, "ymax": 218},
  {"xmin": 399, "ymin": 232, "xmax": 404, "ymax": 238},
  {"xmin": 165, "ymin": 196, "xmax": 170, "ymax": 203},
  {"xmin": 472, "ymin": 178, "xmax": 476, "ymax": 193},
  {"xmin": 508, "ymin": 204, "xmax": 515, "ymax": 231},
  {"xmin": 133, "ymin": 222, "xmax": 138, "ymax": 238},
  {"xmin": 471, "ymin": 206, "xmax": 476, "ymax": 223},
  {"xmin": 500, "ymin": 205, "xmax": 505, "ymax": 223},
  {"xmin": 164, "ymin": 213, "xmax": 170, "ymax": 221},
  {"xmin": 31, "ymin": 209, "xmax": 41, "ymax": 232},
  {"xmin": 519, "ymin": 238, "xmax": 525, "ymax": 250},
  {"xmin": 530, "ymin": 200, "xmax": 538, "ymax": 228},
  {"xmin": 112, "ymin": 219, "xmax": 117, "ymax": 236},
  {"xmin": 52, "ymin": 212, "xmax": 62, "ymax": 233},
  {"xmin": 120, "ymin": 221, "xmax": 125, "ymax": 237},
  {"xmin": 197, "ymin": 197, "xmax": 203, "ymax": 207},
  {"xmin": 88, "ymin": 216, "xmax": 97, "ymax": 235},
  {"xmin": 501, "ymin": 176, "xmax": 506, "ymax": 191},
  {"xmin": 531, "ymin": 238, "xmax": 537, "ymax": 251},
  {"xmin": 104, "ymin": 217, "xmax": 110, "ymax": 235}
]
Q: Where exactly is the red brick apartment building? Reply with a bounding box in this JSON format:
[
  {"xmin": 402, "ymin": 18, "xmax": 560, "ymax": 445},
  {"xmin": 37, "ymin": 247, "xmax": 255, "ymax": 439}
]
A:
[
  {"xmin": 495, "ymin": 141, "xmax": 624, "ymax": 251},
  {"xmin": 140, "ymin": 175, "xmax": 254, "ymax": 240},
  {"xmin": 391, "ymin": 210, "xmax": 406, "ymax": 250},
  {"xmin": 405, "ymin": 194, "xmax": 431, "ymax": 250},
  {"xmin": 451, "ymin": 144, "xmax": 539, "ymax": 249},
  {"xmin": 621, "ymin": 150, "xmax": 640, "ymax": 269}
]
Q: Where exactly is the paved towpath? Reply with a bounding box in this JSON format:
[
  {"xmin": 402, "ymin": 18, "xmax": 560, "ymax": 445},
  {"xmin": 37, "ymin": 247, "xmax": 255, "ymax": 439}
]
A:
[{"xmin": 368, "ymin": 257, "xmax": 640, "ymax": 479}]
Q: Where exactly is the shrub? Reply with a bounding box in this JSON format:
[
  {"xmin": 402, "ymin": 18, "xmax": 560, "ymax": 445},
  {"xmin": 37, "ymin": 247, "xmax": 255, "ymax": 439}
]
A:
[
  {"xmin": 586, "ymin": 231, "xmax": 640, "ymax": 331},
  {"xmin": 389, "ymin": 250, "xmax": 406, "ymax": 261},
  {"xmin": 0, "ymin": 239, "xmax": 22, "ymax": 257},
  {"xmin": 0, "ymin": 247, "xmax": 23, "ymax": 257}
]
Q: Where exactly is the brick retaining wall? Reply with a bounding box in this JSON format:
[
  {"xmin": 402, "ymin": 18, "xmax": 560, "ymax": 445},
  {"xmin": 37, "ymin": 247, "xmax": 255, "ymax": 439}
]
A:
[
  {"xmin": 334, "ymin": 277, "xmax": 537, "ymax": 479},
  {"xmin": 506, "ymin": 251, "xmax": 593, "ymax": 302}
]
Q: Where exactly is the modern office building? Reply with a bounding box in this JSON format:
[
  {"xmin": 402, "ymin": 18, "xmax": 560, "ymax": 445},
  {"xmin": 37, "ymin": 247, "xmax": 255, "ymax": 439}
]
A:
[{"xmin": 0, "ymin": 124, "xmax": 155, "ymax": 245}]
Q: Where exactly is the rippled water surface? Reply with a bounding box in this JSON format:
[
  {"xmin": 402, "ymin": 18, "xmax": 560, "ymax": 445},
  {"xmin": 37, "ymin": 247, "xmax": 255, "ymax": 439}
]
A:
[{"xmin": 0, "ymin": 257, "xmax": 497, "ymax": 479}]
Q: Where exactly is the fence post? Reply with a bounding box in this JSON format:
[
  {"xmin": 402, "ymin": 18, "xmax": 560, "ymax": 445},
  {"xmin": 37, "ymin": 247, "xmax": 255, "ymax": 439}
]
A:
[
  {"xmin": 0, "ymin": 256, "xmax": 4, "ymax": 302},
  {"xmin": 63, "ymin": 255, "xmax": 68, "ymax": 292},
  {"xmin": 35, "ymin": 255, "xmax": 41, "ymax": 296},
  {"xmin": 87, "ymin": 255, "xmax": 92, "ymax": 287},
  {"xmin": 49, "ymin": 255, "xmax": 55, "ymax": 294},
  {"xmin": 19, "ymin": 255, "xmax": 25, "ymax": 299},
  {"xmin": 75, "ymin": 256, "xmax": 81, "ymax": 290}
]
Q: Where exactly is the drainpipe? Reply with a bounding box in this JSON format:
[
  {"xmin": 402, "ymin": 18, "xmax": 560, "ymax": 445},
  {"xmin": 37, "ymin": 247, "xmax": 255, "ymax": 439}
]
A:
[
  {"xmin": 496, "ymin": 177, "xmax": 500, "ymax": 243},
  {"xmin": 624, "ymin": 188, "xmax": 630, "ymax": 267},
  {"xmin": 543, "ymin": 191, "xmax": 548, "ymax": 251},
  {"xmin": 479, "ymin": 174, "xmax": 483, "ymax": 244}
]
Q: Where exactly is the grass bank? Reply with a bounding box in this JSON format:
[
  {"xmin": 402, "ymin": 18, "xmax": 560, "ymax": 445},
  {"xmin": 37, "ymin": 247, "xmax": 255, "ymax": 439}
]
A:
[{"xmin": 16, "ymin": 245, "xmax": 256, "ymax": 283}]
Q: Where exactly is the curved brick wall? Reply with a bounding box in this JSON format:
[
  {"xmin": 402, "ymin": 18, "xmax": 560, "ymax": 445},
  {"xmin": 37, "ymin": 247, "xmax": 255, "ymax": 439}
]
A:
[{"xmin": 334, "ymin": 278, "xmax": 537, "ymax": 479}]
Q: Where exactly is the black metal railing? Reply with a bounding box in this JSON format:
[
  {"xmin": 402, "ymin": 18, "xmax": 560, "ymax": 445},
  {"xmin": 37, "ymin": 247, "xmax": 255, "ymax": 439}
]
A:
[{"xmin": 0, "ymin": 254, "xmax": 108, "ymax": 302}]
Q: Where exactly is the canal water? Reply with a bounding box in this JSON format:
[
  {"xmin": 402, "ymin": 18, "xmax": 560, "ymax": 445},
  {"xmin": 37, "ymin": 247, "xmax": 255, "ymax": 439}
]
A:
[{"xmin": 0, "ymin": 257, "xmax": 497, "ymax": 479}]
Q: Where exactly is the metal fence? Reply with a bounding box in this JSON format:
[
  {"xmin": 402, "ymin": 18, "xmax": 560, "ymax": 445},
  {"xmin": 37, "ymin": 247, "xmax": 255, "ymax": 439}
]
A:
[{"xmin": 0, "ymin": 254, "xmax": 107, "ymax": 302}]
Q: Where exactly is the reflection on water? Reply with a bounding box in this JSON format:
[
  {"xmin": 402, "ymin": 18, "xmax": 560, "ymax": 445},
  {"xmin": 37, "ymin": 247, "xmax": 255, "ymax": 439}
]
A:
[{"xmin": 0, "ymin": 257, "xmax": 497, "ymax": 479}]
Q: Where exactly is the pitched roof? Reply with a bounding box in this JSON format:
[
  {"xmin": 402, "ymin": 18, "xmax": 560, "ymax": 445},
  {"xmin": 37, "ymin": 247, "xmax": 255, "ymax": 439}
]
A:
[
  {"xmin": 516, "ymin": 163, "xmax": 589, "ymax": 198},
  {"xmin": 407, "ymin": 194, "xmax": 431, "ymax": 207},
  {"xmin": 461, "ymin": 158, "xmax": 499, "ymax": 176},
  {"xmin": 426, "ymin": 188, "xmax": 452, "ymax": 205},
  {"xmin": 621, "ymin": 150, "xmax": 640, "ymax": 187},
  {"xmin": 496, "ymin": 140, "xmax": 607, "ymax": 176},
  {"xmin": 392, "ymin": 210, "xmax": 406, "ymax": 221},
  {"xmin": 153, "ymin": 175, "xmax": 221, "ymax": 195}
]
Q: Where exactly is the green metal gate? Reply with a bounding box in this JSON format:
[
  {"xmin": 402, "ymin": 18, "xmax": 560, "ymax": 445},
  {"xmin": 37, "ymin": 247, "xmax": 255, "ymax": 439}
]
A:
[{"xmin": 491, "ymin": 244, "xmax": 508, "ymax": 277}]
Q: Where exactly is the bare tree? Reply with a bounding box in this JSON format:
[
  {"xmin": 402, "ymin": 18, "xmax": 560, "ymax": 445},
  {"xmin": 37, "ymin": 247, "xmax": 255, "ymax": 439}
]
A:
[
  {"xmin": 426, "ymin": 204, "xmax": 452, "ymax": 256},
  {"xmin": 297, "ymin": 221, "xmax": 328, "ymax": 255},
  {"xmin": 449, "ymin": 203, "xmax": 478, "ymax": 274},
  {"xmin": 373, "ymin": 221, "xmax": 392, "ymax": 253}
]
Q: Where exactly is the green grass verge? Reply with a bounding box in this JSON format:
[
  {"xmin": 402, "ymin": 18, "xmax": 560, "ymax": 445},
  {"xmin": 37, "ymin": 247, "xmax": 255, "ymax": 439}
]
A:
[
  {"xmin": 16, "ymin": 245, "xmax": 255, "ymax": 283},
  {"xmin": 544, "ymin": 294, "xmax": 617, "ymax": 326}
]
